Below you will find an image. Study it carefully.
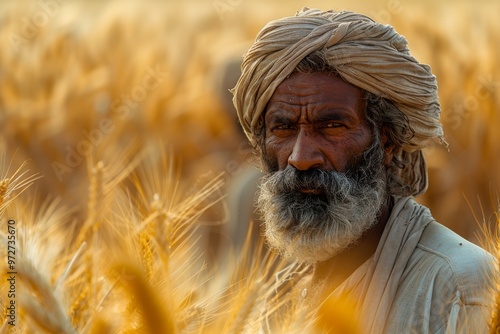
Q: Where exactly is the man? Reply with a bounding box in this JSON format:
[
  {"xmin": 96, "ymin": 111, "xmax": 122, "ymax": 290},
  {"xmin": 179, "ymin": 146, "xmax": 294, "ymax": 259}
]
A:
[{"xmin": 232, "ymin": 7, "xmax": 496, "ymax": 333}]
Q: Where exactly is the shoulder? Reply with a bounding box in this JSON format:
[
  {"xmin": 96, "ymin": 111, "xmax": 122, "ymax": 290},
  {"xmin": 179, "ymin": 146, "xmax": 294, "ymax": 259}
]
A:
[
  {"xmin": 416, "ymin": 220, "xmax": 496, "ymax": 305},
  {"xmin": 418, "ymin": 221, "xmax": 494, "ymax": 276}
]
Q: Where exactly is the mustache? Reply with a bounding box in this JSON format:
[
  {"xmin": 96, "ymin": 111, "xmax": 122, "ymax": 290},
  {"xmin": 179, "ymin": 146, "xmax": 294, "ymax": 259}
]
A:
[{"xmin": 263, "ymin": 167, "xmax": 351, "ymax": 196}]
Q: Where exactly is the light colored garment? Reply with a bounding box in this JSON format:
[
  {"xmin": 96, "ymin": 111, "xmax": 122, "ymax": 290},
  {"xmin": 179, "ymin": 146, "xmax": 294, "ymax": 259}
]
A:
[{"xmin": 264, "ymin": 196, "xmax": 496, "ymax": 333}]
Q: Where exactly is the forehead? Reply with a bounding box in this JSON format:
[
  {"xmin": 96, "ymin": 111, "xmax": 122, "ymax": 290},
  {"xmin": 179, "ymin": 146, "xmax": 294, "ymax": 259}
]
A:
[{"xmin": 265, "ymin": 71, "xmax": 366, "ymax": 119}]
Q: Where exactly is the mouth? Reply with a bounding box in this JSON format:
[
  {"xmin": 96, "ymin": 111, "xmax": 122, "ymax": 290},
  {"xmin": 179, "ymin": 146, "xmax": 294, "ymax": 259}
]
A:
[{"xmin": 298, "ymin": 188, "xmax": 323, "ymax": 195}]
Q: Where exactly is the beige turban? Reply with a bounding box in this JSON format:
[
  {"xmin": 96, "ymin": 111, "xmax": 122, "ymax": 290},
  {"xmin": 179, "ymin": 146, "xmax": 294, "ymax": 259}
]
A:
[{"xmin": 232, "ymin": 8, "xmax": 446, "ymax": 196}]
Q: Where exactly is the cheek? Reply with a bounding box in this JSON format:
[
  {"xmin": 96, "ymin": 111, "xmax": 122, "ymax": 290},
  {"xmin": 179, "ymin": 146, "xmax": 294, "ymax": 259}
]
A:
[
  {"xmin": 263, "ymin": 137, "xmax": 291, "ymax": 171},
  {"xmin": 323, "ymin": 133, "xmax": 374, "ymax": 170}
]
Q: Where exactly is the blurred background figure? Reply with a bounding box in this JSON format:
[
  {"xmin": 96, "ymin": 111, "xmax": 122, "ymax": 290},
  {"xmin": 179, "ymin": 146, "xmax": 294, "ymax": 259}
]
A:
[{"xmin": 211, "ymin": 48, "xmax": 265, "ymax": 264}]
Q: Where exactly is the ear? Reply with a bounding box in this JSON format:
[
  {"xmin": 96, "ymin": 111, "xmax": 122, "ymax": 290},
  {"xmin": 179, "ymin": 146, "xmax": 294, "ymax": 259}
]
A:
[{"xmin": 379, "ymin": 128, "xmax": 395, "ymax": 166}]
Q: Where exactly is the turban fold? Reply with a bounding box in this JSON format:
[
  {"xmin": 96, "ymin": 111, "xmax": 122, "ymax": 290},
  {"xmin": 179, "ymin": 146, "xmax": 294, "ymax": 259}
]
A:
[{"xmin": 232, "ymin": 8, "xmax": 445, "ymax": 196}]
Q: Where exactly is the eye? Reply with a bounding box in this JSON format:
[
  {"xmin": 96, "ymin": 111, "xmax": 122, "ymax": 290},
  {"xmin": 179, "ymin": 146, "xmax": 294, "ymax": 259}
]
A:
[
  {"xmin": 268, "ymin": 122, "xmax": 297, "ymax": 138},
  {"xmin": 323, "ymin": 122, "xmax": 344, "ymax": 128},
  {"xmin": 271, "ymin": 123, "xmax": 297, "ymax": 131},
  {"xmin": 275, "ymin": 124, "xmax": 295, "ymax": 130},
  {"xmin": 318, "ymin": 121, "xmax": 348, "ymax": 135}
]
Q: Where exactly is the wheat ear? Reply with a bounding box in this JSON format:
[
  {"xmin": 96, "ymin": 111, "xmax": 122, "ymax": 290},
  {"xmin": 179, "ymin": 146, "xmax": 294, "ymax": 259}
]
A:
[
  {"xmin": 17, "ymin": 256, "xmax": 77, "ymax": 334},
  {"xmin": 116, "ymin": 262, "xmax": 176, "ymax": 334},
  {"xmin": 139, "ymin": 231, "xmax": 155, "ymax": 281},
  {"xmin": 0, "ymin": 178, "xmax": 8, "ymax": 208},
  {"xmin": 489, "ymin": 206, "xmax": 500, "ymax": 333},
  {"xmin": 0, "ymin": 161, "xmax": 41, "ymax": 215}
]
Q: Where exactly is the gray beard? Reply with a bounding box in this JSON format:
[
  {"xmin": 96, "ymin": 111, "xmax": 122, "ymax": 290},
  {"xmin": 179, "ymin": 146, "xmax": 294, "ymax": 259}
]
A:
[{"xmin": 258, "ymin": 137, "xmax": 387, "ymax": 264}]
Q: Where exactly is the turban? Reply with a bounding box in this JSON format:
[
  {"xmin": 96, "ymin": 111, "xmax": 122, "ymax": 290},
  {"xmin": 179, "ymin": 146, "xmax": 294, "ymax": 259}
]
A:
[{"xmin": 232, "ymin": 7, "xmax": 446, "ymax": 196}]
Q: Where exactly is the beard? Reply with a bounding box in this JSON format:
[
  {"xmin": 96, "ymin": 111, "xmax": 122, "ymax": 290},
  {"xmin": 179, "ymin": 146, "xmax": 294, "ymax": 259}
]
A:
[{"xmin": 257, "ymin": 136, "xmax": 387, "ymax": 264}]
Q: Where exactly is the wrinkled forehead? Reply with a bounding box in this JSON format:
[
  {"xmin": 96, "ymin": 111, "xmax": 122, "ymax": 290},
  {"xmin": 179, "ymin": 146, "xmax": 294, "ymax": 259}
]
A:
[
  {"xmin": 266, "ymin": 71, "xmax": 365, "ymax": 107},
  {"xmin": 264, "ymin": 71, "xmax": 368, "ymax": 125}
]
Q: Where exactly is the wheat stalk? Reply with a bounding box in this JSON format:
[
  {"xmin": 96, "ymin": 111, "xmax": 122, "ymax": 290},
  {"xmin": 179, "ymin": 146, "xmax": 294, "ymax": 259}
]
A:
[
  {"xmin": 0, "ymin": 320, "xmax": 8, "ymax": 334},
  {"xmin": 489, "ymin": 203, "xmax": 500, "ymax": 334},
  {"xmin": 17, "ymin": 255, "xmax": 77, "ymax": 334},
  {"xmin": 116, "ymin": 262, "xmax": 176, "ymax": 334},
  {"xmin": 75, "ymin": 161, "xmax": 105, "ymax": 247},
  {"xmin": 227, "ymin": 279, "xmax": 264, "ymax": 334}
]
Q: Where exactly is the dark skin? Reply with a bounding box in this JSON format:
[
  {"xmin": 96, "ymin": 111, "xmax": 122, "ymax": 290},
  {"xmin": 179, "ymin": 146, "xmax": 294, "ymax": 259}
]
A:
[{"xmin": 264, "ymin": 71, "xmax": 395, "ymax": 290}]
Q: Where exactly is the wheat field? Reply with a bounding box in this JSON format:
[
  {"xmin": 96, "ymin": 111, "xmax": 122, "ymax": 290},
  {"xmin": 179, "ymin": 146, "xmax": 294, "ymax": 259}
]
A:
[{"xmin": 0, "ymin": 0, "xmax": 499, "ymax": 332}]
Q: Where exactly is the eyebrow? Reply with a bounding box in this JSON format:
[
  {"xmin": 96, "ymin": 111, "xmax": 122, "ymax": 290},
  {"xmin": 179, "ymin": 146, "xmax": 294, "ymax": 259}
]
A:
[
  {"xmin": 265, "ymin": 107, "xmax": 296, "ymax": 121},
  {"xmin": 314, "ymin": 110, "xmax": 356, "ymax": 123},
  {"xmin": 266, "ymin": 106, "xmax": 357, "ymax": 125},
  {"xmin": 265, "ymin": 102, "xmax": 295, "ymax": 114}
]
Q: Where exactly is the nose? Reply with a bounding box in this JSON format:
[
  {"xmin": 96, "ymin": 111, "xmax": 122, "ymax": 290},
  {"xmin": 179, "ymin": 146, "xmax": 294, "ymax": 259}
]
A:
[{"xmin": 288, "ymin": 127, "xmax": 326, "ymax": 170}]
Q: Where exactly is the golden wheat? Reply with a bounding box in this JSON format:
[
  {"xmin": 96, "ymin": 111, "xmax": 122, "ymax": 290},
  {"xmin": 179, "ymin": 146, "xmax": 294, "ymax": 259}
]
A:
[
  {"xmin": 0, "ymin": 0, "xmax": 498, "ymax": 333},
  {"xmin": 0, "ymin": 179, "xmax": 9, "ymax": 208}
]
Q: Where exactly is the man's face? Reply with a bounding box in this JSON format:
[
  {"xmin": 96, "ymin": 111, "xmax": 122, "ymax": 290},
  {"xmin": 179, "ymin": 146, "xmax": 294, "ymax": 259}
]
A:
[
  {"xmin": 258, "ymin": 71, "xmax": 387, "ymax": 263},
  {"xmin": 263, "ymin": 71, "xmax": 373, "ymax": 173}
]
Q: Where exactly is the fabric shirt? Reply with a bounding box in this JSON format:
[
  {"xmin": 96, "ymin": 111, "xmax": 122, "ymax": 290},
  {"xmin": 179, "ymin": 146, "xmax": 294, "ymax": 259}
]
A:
[
  {"xmin": 264, "ymin": 196, "xmax": 497, "ymax": 333},
  {"xmin": 355, "ymin": 196, "xmax": 496, "ymax": 333}
]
